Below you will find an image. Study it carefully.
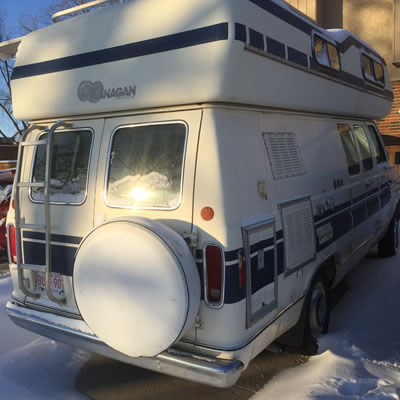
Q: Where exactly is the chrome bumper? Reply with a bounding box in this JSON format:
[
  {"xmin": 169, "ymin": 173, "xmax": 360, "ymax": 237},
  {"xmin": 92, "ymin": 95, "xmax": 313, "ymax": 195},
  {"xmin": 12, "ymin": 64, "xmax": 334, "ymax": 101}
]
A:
[{"xmin": 6, "ymin": 301, "xmax": 244, "ymax": 388}]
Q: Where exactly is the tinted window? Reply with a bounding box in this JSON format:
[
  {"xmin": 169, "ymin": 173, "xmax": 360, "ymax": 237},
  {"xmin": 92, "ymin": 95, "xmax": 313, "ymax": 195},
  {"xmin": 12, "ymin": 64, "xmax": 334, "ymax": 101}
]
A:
[
  {"xmin": 106, "ymin": 122, "xmax": 187, "ymax": 209},
  {"xmin": 314, "ymin": 35, "xmax": 341, "ymax": 71},
  {"xmin": 32, "ymin": 130, "xmax": 93, "ymax": 203},
  {"xmin": 338, "ymin": 124, "xmax": 360, "ymax": 176},
  {"xmin": 327, "ymin": 43, "xmax": 340, "ymax": 71},
  {"xmin": 373, "ymin": 61, "xmax": 384, "ymax": 84},
  {"xmin": 367, "ymin": 125, "xmax": 387, "ymax": 164},
  {"xmin": 353, "ymin": 125, "xmax": 373, "ymax": 171}
]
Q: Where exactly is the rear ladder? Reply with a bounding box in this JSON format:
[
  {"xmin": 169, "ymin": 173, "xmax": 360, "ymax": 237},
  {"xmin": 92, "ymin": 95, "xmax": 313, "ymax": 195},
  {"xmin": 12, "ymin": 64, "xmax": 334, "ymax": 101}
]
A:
[{"xmin": 13, "ymin": 121, "xmax": 71, "ymax": 306}]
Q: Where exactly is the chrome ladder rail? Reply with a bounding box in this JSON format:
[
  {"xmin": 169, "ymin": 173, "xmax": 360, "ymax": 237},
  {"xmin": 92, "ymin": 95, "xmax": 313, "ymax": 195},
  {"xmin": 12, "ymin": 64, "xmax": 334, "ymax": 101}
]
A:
[{"xmin": 14, "ymin": 121, "xmax": 71, "ymax": 305}]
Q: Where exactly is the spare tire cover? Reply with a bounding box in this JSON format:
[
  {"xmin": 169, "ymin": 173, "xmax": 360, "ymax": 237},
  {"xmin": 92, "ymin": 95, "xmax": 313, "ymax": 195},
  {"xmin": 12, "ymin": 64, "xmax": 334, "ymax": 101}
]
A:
[{"xmin": 73, "ymin": 217, "xmax": 200, "ymax": 357}]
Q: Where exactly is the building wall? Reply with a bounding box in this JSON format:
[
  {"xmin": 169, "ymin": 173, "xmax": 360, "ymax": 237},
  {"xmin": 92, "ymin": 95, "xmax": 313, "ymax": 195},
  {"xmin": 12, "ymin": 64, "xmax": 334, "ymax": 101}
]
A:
[{"xmin": 315, "ymin": 0, "xmax": 400, "ymax": 137}]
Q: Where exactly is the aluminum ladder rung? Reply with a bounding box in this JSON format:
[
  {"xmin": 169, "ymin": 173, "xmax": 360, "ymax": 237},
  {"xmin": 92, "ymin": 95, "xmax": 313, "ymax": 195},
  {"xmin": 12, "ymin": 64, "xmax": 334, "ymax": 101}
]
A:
[
  {"xmin": 18, "ymin": 223, "xmax": 46, "ymax": 231},
  {"xmin": 17, "ymin": 182, "xmax": 45, "ymax": 188},
  {"xmin": 21, "ymin": 263, "xmax": 47, "ymax": 272},
  {"xmin": 20, "ymin": 140, "xmax": 48, "ymax": 147}
]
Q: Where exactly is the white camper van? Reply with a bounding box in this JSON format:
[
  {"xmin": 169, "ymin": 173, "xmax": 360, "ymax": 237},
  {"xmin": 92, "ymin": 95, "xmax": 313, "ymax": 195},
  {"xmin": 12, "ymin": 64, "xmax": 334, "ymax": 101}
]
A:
[{"xmin": 1, "ymin": 0, "xmax": 399, "ymax": 388}]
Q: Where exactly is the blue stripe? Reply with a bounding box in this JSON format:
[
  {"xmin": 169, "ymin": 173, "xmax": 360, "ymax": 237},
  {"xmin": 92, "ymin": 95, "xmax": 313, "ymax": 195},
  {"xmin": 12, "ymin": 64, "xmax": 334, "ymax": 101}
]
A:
[
  {"xmin": 23, "ymin": 231, "xmax": 82, "ymax": 245},
  {"xmin": 12, "ymin": 23, "xmax": 229, "ymax": 80},
  {"xmin": 287, "ymin": 46, "xmax": 308, "ymax": 67},
  {"xmin": 23, "ymin": 242, "xmax": 76, "ymax": 276},
  {"xmin": 235, "ymin": 23, "xmax": 247, "ymax": 43},
  {"xmin": 266, "ymin": 36, "xmax": 286, "ymax": 58},
  {"xmin": 248, "ymin": 0, "xmax": 385, "ymax": 66},
  {"xmin": 248, "ymin": 0, "xmax": 317, "ymax": 35},
  {"xmin": 249, "ymin": 28, "xmax": 265, "ymax": 50}
]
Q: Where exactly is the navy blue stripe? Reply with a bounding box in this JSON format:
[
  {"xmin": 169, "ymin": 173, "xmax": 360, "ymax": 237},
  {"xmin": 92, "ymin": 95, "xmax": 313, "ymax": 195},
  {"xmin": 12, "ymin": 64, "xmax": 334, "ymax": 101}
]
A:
[
  {"xmin": 266, "ymin": 36, "xmax": 286, "ymax": 58},
  {"xmin": 251, "ymin": 248, "xmax": 274, "ymax": 294},
  {"xmin": 12, "ymin": 23, "xmax": 229, "ymax": 80},
  {"xmin": 287, "ymin": 46, "xmax": 308, "ymax": 67},
  {"xmin": 22, "ymin": 231, "xmax": 82, "ymax": 245},
  {"xmin": 309, "ymin": 57, "xmax": 393, "ymax": 100},
  {"xmin": 249, "ymin": 28, "xmax": 265, "ymax": 50},
  {"xmin": 314, "ymin": 200, "xmax": 352, "ymax": 225},
  {"xmin": 367, "ymin": 197, "xmax": 380, "ymax": 217},
  {"xmin": 23, "ymin": 242, "xmax": 76, "ymax": 276},
  {"xmin": 338, "ymin": 35, "xmax": 386, "ymax": 66},
  {"xmin": 248, "ymin": 0, "xmax": 318, "ymax": 35},
  {"xmin": 248, "ymin": 0, "xmax": 385, "ymax": 67},
  {"xmin": 352, "ymin": 204, "xmax": 367, "ymax": 228},
  {"xmin": 235, "ymin": 23, "xmax": 247, "ymax": 43},
  {"xmin": 352, "ymin": 192, "xmax": 367, "ymax": 205}
]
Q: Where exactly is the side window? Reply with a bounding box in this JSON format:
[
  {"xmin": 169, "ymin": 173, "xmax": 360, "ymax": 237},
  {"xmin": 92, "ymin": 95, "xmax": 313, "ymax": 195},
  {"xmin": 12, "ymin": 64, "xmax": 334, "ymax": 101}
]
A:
[
  {"xmin": 32, "ymin": 129, "xmax": 93, "ymax": 204},
  {"xmin": 367, "ymin": 125, "xmax": 387, "ymax": 164},
  {"xmin": 313, "ymin": 35, "xmax": 341, "ymax": 71},
  {"xmin": 353, "ymin": 125, "xmax": 373, "ymax": 172},
  {"xmin": 338, "ymin": 124, "xmax": 360, "ymax": 176}
]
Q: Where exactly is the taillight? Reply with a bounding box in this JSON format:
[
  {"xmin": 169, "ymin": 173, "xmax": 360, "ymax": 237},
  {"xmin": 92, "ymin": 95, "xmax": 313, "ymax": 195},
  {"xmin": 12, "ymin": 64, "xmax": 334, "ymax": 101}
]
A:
[
  {"xmin": 8, "ymin": 224, "xmax": 17, "ymax": 264},
  {"xmin": 238, "ymin": 250, "xmax": 246, "ymax": 289},
  {"xmin": 204, "ymin": 245, "xmax": 224, "ymax": 306}
]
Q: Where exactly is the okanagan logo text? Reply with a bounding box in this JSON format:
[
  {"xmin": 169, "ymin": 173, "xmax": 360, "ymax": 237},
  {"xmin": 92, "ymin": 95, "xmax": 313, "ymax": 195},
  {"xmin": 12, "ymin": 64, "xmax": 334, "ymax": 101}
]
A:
[{"xmin": 77, "ymin": 81, "xmax": 136, "ymax": 103}]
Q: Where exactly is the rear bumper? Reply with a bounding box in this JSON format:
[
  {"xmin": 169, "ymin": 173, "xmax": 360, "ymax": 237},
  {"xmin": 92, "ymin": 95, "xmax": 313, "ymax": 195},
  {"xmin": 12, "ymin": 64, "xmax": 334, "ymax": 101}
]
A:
[{"xmin": 5, "ymin": 301, "xmax": 244, "ymax": 388}]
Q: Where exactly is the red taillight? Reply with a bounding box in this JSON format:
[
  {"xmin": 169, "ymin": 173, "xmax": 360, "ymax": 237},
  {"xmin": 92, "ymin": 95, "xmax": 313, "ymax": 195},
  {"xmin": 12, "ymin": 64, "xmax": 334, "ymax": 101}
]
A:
[
  {"xmin": 238, "ymin": 250, "xmax": 246, "ymax": 289},
  {"xmin": 205, "ymin": 245, "xmax": 224, "ymax": 305},
  {"xmin": 8, "ymin": 225, "xmax": 17, "ymax": 264}
]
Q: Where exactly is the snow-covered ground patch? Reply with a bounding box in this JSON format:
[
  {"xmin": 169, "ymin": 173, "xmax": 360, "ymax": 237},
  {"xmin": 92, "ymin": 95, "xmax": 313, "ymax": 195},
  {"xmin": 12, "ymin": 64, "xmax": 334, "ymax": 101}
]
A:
[
  {"xmin": 253, "ymin": 251, "xmax": 400, "ymax": 400},
  {"xmin": 0, "ymin": 277, "xmax": 90, "ymax": 399}
]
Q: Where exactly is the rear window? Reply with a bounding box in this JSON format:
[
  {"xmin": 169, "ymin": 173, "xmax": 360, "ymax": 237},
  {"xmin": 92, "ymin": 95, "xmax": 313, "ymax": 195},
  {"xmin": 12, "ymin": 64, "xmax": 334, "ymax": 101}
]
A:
[
  {"xmin": 106, "ymin": 122, "xmax": 187, "ymax": 209},
  {"xmin": 31, "ymin": 129, "xmax": 93, "ymax": 204}
]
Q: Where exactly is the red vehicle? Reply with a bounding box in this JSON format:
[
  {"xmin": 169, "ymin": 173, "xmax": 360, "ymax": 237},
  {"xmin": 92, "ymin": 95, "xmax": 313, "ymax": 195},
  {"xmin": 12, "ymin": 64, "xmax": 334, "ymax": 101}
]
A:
[{"xmin": 0, "ymin": 168, "xmax": 15, "ymax": 253}]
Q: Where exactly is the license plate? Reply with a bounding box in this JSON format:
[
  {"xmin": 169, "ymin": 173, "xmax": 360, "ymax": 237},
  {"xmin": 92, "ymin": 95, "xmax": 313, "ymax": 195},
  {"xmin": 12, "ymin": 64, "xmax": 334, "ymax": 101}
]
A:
[{"xmin": 37, "ymin": 272, "xmax": 65, "ymax": 296}]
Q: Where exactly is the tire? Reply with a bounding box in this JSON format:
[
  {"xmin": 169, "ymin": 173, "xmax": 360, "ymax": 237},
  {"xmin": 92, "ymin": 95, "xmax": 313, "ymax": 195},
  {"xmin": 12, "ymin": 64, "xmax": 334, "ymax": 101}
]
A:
[
  {"xmin": 302, "ymin": 274, "xmax": 330, "ymax": 356},
  {"xmin": 378, "ymin": 216, "xmax": 399, "ymax": 258}
]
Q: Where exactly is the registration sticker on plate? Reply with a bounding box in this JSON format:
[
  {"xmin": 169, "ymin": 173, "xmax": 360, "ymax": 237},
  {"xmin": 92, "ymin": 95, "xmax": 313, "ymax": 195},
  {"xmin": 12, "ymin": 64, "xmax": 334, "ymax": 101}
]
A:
[{"xmin": 37, "ymin": 272, "xmax": 65, "ymax": 296}]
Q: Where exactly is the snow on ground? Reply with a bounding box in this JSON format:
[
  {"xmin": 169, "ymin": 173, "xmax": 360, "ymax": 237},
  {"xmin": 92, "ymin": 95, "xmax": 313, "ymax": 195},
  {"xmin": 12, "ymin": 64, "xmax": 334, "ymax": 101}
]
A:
[
  {"xmin": 0, "ymin": 276, "xmax": 90, "ymax": 399},
  {"xmin": 0, "ymin": 250, "xmax": 399, "ymax": 399},
  {"xmin": 253, "ymin": 250, "xmax": 400, "ymax": 400}
]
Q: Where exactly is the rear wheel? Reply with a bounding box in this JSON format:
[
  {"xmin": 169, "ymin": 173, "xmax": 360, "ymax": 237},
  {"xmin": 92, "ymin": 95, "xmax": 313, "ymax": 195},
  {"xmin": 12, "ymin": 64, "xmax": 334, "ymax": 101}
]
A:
[
  {"xmin": 302, "ymin": 274, "xmax": 330, "ymax": 355},
  {"xmin": 378, "ymin": 216, "xmax": 399, "ymax": 258}
]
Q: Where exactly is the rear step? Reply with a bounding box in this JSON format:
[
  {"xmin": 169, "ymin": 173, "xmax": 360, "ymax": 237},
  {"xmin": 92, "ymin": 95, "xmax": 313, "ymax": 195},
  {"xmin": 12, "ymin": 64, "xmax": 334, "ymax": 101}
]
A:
[{"xmin": 13, "ymin": 121, "xmax": 71, "ymax": 305}]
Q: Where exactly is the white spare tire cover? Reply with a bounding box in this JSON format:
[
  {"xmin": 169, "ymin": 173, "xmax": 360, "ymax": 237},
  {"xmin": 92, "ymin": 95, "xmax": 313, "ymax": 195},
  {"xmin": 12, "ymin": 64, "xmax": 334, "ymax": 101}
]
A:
[{"xmin": 73, "ymin": 217, "xmax": 200, "ymax": 358}]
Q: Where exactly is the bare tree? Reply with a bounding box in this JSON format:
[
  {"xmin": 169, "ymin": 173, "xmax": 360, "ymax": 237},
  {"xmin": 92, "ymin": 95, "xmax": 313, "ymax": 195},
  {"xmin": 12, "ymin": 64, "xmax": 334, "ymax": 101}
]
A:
[{"xmin": 0, "ymin": 13, "xmax": 26, "ymax": 143}]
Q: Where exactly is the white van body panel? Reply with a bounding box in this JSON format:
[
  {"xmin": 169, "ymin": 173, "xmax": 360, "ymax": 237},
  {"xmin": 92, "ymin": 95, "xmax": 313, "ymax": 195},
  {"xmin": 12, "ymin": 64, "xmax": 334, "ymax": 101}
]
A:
[{"xmin": 3, "ymin": 0, "xmax": 400, "ymax": 389}]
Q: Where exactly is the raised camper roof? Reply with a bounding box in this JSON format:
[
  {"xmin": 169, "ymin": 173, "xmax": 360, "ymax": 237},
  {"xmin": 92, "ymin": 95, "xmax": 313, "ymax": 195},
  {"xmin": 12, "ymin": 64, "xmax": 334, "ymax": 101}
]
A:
[{"xmin": 3, "ymin": 0, "xmax": 393, "ymax": 120}]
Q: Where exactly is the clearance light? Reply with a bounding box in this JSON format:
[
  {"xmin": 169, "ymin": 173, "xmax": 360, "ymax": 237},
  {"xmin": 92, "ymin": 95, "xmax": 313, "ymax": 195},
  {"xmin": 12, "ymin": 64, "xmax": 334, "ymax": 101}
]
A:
[
  {"xmin": 201, "ymin": 207, "xmax": 214, "ymax": 221},
  {"xmin": 8, "ymin": 225, "xmax": 17, "ymax": 264},
  {"xmin": 204, "ymin": 244, "xmax": 224, "ymax": 306},
  {"xmin": 130, "ymin": 187, "xmax": 149, "ymax": 202}
]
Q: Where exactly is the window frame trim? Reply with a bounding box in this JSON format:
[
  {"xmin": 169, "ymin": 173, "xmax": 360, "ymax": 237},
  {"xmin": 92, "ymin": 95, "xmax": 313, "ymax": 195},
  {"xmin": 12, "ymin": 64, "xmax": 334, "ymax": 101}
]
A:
[
  {"xmin": 312, "ymin": 32, "xmax": 341, "ymax": 72},
  {"xmin": 104, "ymin": 120, "xmax": 189, "ymax": 211},
  {"xmin": 29, "ymin": 127, "xmax": 95, "ymax": 206},
  {"xmin": 360, "ymin": 52, "xmax": 385, "ymax": 87},
  {"xmin": 337, "ymin": 123, "xmax": 361, "ymax": 177}
]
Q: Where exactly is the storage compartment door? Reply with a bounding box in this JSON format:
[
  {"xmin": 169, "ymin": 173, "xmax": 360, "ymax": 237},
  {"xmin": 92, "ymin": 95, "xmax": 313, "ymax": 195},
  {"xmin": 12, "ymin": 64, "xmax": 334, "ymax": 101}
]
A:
[{"xmin": 242, "ymin": 219, "xmax": 277, "ymax": 328}]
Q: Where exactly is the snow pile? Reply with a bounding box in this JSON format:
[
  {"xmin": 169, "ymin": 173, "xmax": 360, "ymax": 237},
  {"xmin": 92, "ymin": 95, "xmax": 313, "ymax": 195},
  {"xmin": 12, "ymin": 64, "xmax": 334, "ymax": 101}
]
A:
[
  {"xmin": 0, "ymin": 278, "xmax": 90, "ymax": 399},
  {"xmin": 253, "ymin": 251, "xmax": 400, "ymax": 399}
]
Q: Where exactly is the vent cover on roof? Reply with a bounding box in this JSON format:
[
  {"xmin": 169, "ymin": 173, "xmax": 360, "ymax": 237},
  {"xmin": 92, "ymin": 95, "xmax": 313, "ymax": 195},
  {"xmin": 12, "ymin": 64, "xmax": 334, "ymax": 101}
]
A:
[
  {"xmin": 280, "ymin": 197, "xmax": 315, "ymax": 273},
  {"xmin": 263, "ymin": 132, "xmax": 305, "ymax": 179}
]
